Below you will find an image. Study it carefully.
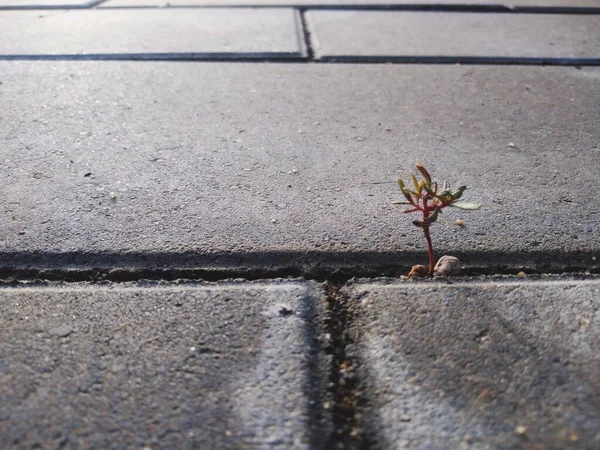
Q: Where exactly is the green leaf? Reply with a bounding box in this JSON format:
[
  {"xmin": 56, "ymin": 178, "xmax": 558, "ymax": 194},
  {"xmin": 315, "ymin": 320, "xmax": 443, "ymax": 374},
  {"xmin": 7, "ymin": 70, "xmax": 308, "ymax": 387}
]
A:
[
  {"xmin": 398, "ymin": 179, "xmax": 416, "ymax": 203},
  {"xmin": 422, "ymin": 183, "xmax": 434, "ymax": 195},
  {"xmin": 411, "ymin": 174, "xmax": 420, "ymax": 191},
  {"xmin": 428, "ymin": 207, "xmax": 440, "ymax": 223},
  {"xmin": 416, "ymin": 162, "xmax": 432, "ymax": 184},
  {"xmin": 450, "ymin": 202, "xmax": 481, "ymax": 210},
  {"xmin": 451, "ymin": 186, "xmax": 467, "ymax": 201},
  {"xmin": 435, "ymin": 192, "xmax": 453, "ymax": 205}
]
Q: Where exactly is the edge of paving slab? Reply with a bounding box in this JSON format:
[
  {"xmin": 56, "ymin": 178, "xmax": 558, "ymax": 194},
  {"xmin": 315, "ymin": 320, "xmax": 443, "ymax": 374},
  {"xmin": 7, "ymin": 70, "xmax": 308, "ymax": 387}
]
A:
[
  {"xmin": 337, "ymin": 276, "xmax": 600, "ymax": 448},
  {"xmin": 0, "ymin": 249, "xmax": 597, "ymax": 283},
  {"xmin": 0, "ymin": 279, "xmax": 336, "ymax": 448}
]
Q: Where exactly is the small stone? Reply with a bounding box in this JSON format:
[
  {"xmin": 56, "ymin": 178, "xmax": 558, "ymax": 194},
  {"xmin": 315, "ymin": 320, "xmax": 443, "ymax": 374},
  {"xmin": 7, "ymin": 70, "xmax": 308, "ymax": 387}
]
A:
[
  {"xmin": 433, "ymin": 255, "xmax": 461, "ymax": 277},
  {"xmin": 408, "ymin": 264, "xmax": 428, "ymax": 278},
  {"xmin": 50, "ymin": 324, "xmax": 73, "ymax": 338},
  {"xmin": 455, "ymin": 219, "xmax": 464, "ymax": 227},
  {"xmin": 515, "ymin": 425, "xmax": 527, "ymax": 436},
  {"xmin": 517, "ymin": 271, "xmax": 527, "ymax": 278},
  {"xmin": 109, "ymin": 191, "xmax": 117, "ymax": 199},
  {"xmin": 508, "ymin": 142, "xmax": 515, "ymax": 148}
]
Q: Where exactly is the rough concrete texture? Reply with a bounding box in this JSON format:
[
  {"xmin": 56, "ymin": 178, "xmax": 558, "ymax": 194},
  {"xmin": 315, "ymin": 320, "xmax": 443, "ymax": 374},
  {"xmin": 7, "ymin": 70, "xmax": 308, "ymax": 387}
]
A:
[
  {"xmin": 0, "ymin": 9, "xmax": 302, "ymax": 56},
  {"xmin": 344, "ymin": 279, "xmax": 600, "ymax": 449},
  {"xmin": 0, "ymin": 63, "xmax": 598, "ymax": 271},
  {"xmin": 98, "ymin": 0, "xmax": 600, "ymax": 8},
  {"xmin": 0, "ymin": 0, "xmax": 92, "ymax": 6},
  {"xmin": 307, "ymin": 11, "xmax": 600, "ymax": 59},
  {"xmin": 0, "ymin": 281, "xmax": 330, "ymax": 448}
]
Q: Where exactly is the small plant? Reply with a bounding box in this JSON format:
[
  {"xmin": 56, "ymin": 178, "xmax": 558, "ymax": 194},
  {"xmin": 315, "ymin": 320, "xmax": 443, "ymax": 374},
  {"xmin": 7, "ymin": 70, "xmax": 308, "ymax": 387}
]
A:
[{"xmin": 394, "ymin": 163, "xmax": 481, "ymax": 277}]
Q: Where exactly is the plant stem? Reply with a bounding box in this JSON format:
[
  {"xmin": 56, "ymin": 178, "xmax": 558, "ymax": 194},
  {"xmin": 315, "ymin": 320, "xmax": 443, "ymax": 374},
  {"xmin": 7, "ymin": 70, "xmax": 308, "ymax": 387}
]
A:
[
  {"xmin": 423, "ymin": 225, "xmax": 435, "ymax": 277},
  {"xmin": 421, "ymin": 194, "xmax": 435, "ymax": 277}
]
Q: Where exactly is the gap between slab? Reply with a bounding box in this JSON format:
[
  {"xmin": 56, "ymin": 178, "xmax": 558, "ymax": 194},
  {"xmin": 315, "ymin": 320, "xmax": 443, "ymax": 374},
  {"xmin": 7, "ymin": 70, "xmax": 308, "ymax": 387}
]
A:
[{"xmin": 0, "ymin": 248, "xmax": 597, "ymax": 284}]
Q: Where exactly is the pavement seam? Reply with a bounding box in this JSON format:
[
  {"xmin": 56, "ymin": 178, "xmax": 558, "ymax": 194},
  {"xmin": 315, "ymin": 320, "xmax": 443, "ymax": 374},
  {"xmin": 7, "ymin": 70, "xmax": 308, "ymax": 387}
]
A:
[
  {"xmin": 1, "ymin": 55, "xmax": 598, "ymax": 65},
  {"xmin": 0, "ymin": 248, "xmax": 596, "ymax": 284},
  {"xmin": 4, "ymin": 4, "xmax": 600, "ymax": 13},
  {"xmin": 0, "ymin": 52, "xmax": 308, "ymax": 61},
  {"xmin": 323, "ymin": 281, "xmax": 365, "ymax": 449},
  {"xmin": 314, "ymin": 56, "xmax": 600, "ymax": 65},
  {"xmin": 300, "ymin": 283, "xmax": 333, "ymax": 448},
  {"xmin": 298, "ymin": 8, "xmax": 315, "ymax": 61}
]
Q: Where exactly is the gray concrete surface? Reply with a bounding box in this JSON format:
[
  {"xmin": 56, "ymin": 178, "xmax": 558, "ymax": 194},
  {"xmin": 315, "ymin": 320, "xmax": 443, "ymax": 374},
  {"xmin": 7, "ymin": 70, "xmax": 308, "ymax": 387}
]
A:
[
  {"xmin": 307, "ymin": 11, "xmax": 600, "ymax": 59},
  {"xmin": 0, "ymin": 9, "xmax": 303, "ymax": 57},
  {"xmin": 344, "ymin": 278, "xmax": 600, "ymax": 449},
  {"xmin": 98, "ymin": 0, "xmax": 600, "ymax": 8},
  {"xmin": 1, "ymin": 62, "xmax": 598, "ymax": 272},
  {"xmin": 1, "ymin": 2, "xmax": 599, "ymax": 449},
  {"xmin": 0, "ymin": 0, "xmax": 92, "ymax": 6},
  {"xmin": 0, "ymin": 281, "xmax": 330, "ymax": 449}
]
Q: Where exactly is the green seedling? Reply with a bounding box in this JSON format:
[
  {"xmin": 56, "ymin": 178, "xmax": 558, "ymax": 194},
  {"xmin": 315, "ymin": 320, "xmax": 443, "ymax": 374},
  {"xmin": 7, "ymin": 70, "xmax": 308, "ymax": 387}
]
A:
[{"xmin": 394, "ymin": 163, "xmax": 481, "ymax": 277}]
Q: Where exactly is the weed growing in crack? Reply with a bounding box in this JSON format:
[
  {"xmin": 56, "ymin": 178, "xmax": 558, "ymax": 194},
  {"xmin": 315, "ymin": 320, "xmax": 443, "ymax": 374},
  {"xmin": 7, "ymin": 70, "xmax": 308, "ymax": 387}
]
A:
[{"xmin": 394, "ymin": 162, "xmax": 481, "ymax": 277}]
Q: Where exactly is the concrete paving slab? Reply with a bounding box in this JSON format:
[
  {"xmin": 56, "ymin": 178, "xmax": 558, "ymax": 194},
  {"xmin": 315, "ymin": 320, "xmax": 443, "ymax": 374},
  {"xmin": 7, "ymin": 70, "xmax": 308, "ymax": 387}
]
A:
[
  {"xmin": 0, "ymin": 0, "xmax": 93, "ymax": 7},
  {"xmin": 0, "ymin": 281, "xmax": 330, "ymax": 448},
  {"xmin": 307, "ymin": 11, "xmax": 600, "ymax": 60},
  {"xmin": 0, "ymin": 9, "xmax": 303, "ymax": 57},
  {"xmin": 98, "ymin": 0, "xmax": 600, "ymax": 9},
  {"xmin": 344, "ymin": 278, "xmax": 600, "ymax": 448},
  {"xmin": 0, "ymin": 63, "xmax": 598, "ymax": 272}
]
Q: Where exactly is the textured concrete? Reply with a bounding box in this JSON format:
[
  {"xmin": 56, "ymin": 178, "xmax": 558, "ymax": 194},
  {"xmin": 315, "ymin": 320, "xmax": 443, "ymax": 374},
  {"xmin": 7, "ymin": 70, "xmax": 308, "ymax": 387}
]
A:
[
  {"xmin": 98, "ymin": 0, "xmax": 600, "ymax": 8},
  {"xmin": 0, "ymin": 281, "xmax": 330, "ymax": 448},
  {"xmin": 0, "ymin": 0, "xmax": 92, "ymax": 6},
  {"xmin": 0, "ymin": 62, "xmax": 598, "ymax": 272},
  {"xmin": 0, "ymin": 9, "xmax": 303, "ymax": 57},
  {"xmin": 344, "ymin": 278, "xmax": 600, "ymax": 448},
  {"xmin": 307, "ymin": 11, "xmax": 600, "ymax": 59}
]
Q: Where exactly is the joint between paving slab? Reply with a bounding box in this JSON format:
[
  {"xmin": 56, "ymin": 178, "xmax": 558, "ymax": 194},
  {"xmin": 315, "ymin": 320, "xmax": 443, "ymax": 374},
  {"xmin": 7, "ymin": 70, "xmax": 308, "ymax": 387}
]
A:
[
  {"xmin": 323, "ymin": 281, "xmax": 367, "ymax": 449},
  {"xmin": 3, "ymin": 3, "xmax": 599, "ymax": 12},
  {"xmin": 1, "ymin": 54, "xmax": 598, "ymax": 66},
  {"xmin": 298, "ymin": 8, "xmax": 315, "ymax": 61},
  {"xmin": 0, "ymin": 249, "xmax": 596, "ymax": 284},
  {"xmin": 84, "ymin": 4, "xmax": 600, "ymax": 14},
  {"xmin": 0, "ymin": 52, "xmax": 308, "ymax": 62},
  {"xmin": 315, "ymin": 55, "xmax": 600, "ymax": 66}
]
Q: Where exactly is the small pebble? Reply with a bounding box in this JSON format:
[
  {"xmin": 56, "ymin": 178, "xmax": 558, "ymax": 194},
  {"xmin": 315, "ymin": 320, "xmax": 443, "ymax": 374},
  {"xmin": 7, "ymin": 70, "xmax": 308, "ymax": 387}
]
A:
[
  {"xmin": 517, "ymin": 271, "xmax": 527, "ymax": 278},
  {"xmin": 408, "ymin": 264, "xmax": 428, "ymax": 278},
  {"xmin": 515, "ymin": 425, "xmax": 527, "ymax": 436},
  {"xmin": 434, "ymin": 256, "xmax": 461, "ymax": 277}
]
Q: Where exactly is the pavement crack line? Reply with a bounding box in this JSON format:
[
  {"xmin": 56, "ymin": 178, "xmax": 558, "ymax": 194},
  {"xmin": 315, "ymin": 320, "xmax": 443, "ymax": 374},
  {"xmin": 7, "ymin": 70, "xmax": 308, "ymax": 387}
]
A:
[
  {"xmin": 298, "ymin": 8, "xmax": 316, "ymax": 61},
  {"xmin": 323, "ymin": 281, "xmax": 371, "ymax": 449}
]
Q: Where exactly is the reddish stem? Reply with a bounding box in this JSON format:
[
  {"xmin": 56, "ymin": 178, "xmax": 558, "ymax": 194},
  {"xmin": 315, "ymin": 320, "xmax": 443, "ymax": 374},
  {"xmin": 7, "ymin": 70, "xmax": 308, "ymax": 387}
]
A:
[
  {"xmin": 421, "ymin": 193, "xmax": 435, "ymax": 277},
  {"xmin": 423, "ymin": 225, "xmax": 435, "ymax": 277}
]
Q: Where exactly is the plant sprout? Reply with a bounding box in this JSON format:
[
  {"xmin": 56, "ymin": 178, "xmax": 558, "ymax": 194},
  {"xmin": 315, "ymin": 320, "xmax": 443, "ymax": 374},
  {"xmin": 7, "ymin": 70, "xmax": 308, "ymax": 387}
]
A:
[{"xmin": 394, "ymin": 163, "xmax": 481, "ymax": 277}]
